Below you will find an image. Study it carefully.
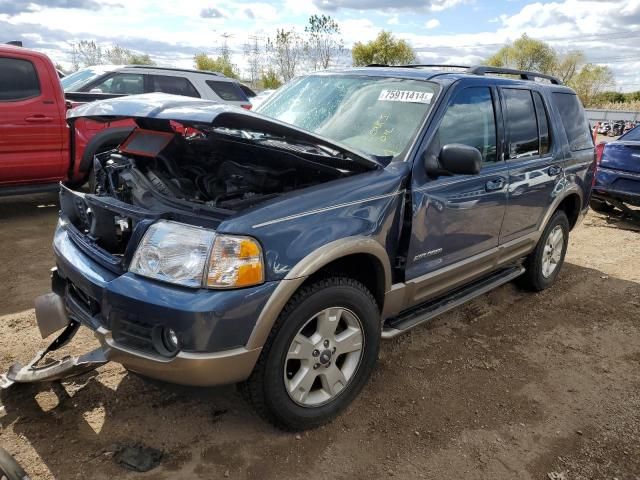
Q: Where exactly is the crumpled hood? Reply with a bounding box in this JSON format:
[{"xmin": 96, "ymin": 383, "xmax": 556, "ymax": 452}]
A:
[{"xmin": 68, "ymin": 93, "xmax": 385, "ymax": 170}]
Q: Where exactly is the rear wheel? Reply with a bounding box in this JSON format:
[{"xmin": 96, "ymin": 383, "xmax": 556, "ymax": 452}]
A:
[
  {"xmin": 519, "ymin": 210, "xmax": 569, "ymax": 291},
  {"xmin": 239, "ymin": 277, "xmax": 380, "ymax": 431}
]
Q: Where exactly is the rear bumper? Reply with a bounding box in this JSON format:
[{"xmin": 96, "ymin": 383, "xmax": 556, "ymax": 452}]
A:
[
  {"xmin": 593, "ymin": 167, "xmax": 640, "ymax": 206},
  {"xmin": 44, "ymin": 223, "xmax": 277, "ymax": 386}
]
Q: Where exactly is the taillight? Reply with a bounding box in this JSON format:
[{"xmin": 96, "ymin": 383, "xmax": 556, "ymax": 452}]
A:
[
  {"xmin": 595, "ymin": 142, "xmax": 606, "ymax": 166},
  {"xmin": 240, "ymin": 104, "xmax": 252, "ymax": 110}
]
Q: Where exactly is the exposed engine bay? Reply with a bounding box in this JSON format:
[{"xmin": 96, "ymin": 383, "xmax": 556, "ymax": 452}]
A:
[{"xmin": 94, "ymin": 127, "xmax": 366, "ymax": 213}]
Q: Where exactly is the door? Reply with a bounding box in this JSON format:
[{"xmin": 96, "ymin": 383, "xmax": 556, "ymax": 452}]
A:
[
  {"xmin": 405, "ymin": 85, "xmax": 508, "ymax": 305},
  {"xmin": 499, "ymin": 88, "xmax": 560, "ymax": 242},
  {"xmin": 0, "ymin": 55, "xmax": 65, "ymax": 185}
]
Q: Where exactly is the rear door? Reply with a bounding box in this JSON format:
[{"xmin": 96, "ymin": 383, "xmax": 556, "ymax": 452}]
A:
[
  {"xmin": 499, "ymin": 88, "xmax": 560, "ymax": 242},
  {"xmin": 0, "ymin": 53, "xmax": 65, "ymax": 185}
]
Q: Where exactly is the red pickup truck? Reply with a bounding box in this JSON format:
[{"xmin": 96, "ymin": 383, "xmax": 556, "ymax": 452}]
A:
[{"xmin": 0, "ymin": 45, "xmax": 133, "ymax": 195}]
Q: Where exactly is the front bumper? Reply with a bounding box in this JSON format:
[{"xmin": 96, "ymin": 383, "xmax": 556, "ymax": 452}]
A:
[{"xmin": 5, "ymin": 224, "xmax": 279, "ymax": 387}]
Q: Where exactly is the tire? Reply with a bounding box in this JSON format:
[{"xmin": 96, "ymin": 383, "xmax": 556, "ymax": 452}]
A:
[
  {"xmin": 519, "ymin": 210, "xmax": 570, "ymax": 292},
  {"xmin": 239, "ymin": 277, "xmax": 380, "ymax": 431},
  {"xmin": 590, "ymin": 197, "xmax": 615, "ymax": 213},
  {"xmin": 0, "ymin": 448, "xmax": 29, "ymax": 480}
]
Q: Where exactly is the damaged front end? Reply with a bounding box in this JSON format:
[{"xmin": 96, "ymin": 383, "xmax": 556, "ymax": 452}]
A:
[
  {"xmin": 2, "ymin": 93, "xmax": 382, "ymax": 389},
  {"xmin": 0, "ymin": 292, "xmax": 109, "ymax": 389}
]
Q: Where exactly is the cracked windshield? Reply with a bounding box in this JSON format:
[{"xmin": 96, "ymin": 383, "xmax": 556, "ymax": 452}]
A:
[{"xmin": 257, "ymin": 75, "xmax": 438, "ymax": 158}]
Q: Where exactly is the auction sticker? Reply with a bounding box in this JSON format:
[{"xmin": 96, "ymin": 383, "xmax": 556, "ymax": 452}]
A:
[{"xmin": 378, "ymin": 89, "xmax": 433, "ymax": 103}]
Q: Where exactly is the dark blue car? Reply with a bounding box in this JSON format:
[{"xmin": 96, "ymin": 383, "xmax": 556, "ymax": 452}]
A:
[
  {"xmin": 591, "ymin": 126, "xmax": 640, "ymax": 215},
  {"xmin": 2, "ymin": 66, "xmax": 595, "ymax": 430}
]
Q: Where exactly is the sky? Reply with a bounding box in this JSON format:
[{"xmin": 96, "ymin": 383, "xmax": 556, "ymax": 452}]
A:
[{"xmin": 2, "ymin": 0, "xmax": 640, "ymax": 91}]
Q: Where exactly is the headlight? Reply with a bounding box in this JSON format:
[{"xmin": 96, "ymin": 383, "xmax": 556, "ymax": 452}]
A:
[
  {"xmin": 129, "ymin": 220, "xmax": 264, "ymax": 289},
  {"xmin": 206, "ymin": 234, "xmax": 264, "ymax": 288}
]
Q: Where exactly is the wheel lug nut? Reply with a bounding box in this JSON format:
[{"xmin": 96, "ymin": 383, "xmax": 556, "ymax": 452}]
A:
[
  {"xmin": 314, "ymin": 364, "xmax": 319, "ymax": 369},
  {"xmin": 324, "ymin": 340, "xmax": 329, "ymax": 347},
  {"xmin": 332, "ymin": 347, "xmax": 336, "ymax": 353},
  {"xmin": 312, "ymin": 349, "xmax": 319, "ymax": 357}
]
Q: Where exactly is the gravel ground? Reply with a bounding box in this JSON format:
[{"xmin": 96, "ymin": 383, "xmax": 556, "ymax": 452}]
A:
[{"xmin": 0, "ymin": 193, "xmax": 638, "ymax": 480}]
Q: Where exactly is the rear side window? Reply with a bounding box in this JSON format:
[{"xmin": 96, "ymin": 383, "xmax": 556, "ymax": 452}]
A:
[
  {"xmin": 149, "ymin": 75, "xmax": 200, "ymax": 98},
  {"xmin": 533, "ymin": 92, "xmax": 550, "ymax": 155},
  {"xmin": 0, "ymin": 57, "xmax": 40, "ymax": 101},
  {"xmin": 206, "ymin": 80, "xmax": 248, "ymax": 102},
  {"xmin": 552, "ymin": 92, "xmax": 592, "ymax": 151},
  {"xmin": 621, "ymin": 126, "xmax": 640, "ymax": 141},
  {"xmin": 503, "ymin": 89, "xmax": 539, "ymax": 159},
  {"xmin": 435, "ymin": 86, "xmax": 498, "ymax": 164}
]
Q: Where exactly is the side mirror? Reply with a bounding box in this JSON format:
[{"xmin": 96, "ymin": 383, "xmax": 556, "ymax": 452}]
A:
[{"xmin": 424, "ymin": 144, "xmax": 482, "ymax": 177}]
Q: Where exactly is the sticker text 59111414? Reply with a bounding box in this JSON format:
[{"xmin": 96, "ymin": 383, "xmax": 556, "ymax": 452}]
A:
[{"xmin": 378, "ymin": 89, "xmax": 433, "ymax": 104}]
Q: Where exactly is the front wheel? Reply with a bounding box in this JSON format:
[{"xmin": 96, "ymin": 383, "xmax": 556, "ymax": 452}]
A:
[
  {"xmin": 519, "ymin": 210, "xmax": 570, "ymax": 291},
  {"xmin": 240, "ymin": 277, "xmax": 380, "ymax": 431}
]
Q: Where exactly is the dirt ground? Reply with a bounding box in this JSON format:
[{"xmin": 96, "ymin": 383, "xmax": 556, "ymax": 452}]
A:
[{"xmin": 0, "ymin": 193, "xmax": 639, "ymax": 480}]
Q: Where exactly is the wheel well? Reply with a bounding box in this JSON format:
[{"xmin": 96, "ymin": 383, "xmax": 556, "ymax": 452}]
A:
[
  {"xmin": 301, "ymin": 254, "xmax": 386, "ymax": 311},
  {"xmin": 557, "ymin": 194, "xmax": 581, "ymax": 230}
]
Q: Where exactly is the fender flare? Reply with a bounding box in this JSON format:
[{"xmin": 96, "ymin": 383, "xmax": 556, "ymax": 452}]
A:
[
  {"xmin": 78, "ymin": 126, "xmax": 134, "ymax": 174},
  {"xmin": 246, "ymin": 237, "xmax": 392, "ymax": 350}
]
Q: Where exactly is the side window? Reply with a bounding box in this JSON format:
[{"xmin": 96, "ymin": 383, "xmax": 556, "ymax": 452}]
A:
[
  {"xmin": 435, "ymin": 87, "xmax": 498, "ymax": 164},
  {"xmin": 0, "ymin": 57, "xmax": 41, "ymax": 101},
  {"xmin": 149, "ymin": 75, "xmax": 200, "ymax": 98},
  {"xmin": 206, "ymin": 80, "xmax": 249, "ymax": 102},
  {"xmin": 533, "ymin": 91, "xmax": 550, "ymax": 155},
  {"xmin": 503, "ymin": 89, "xmax": 539, "ymax": 159},
  {"xmin": 552, "ymin": 92, "xmax": 593, "ymax": 151},
  {"xmin": 90, "ymin": 73, "xmax": 144, "ymax": 94}
]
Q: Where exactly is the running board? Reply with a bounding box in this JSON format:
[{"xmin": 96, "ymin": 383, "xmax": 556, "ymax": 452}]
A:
[{"xmin": 381, "ymin": 266, "xmax": 525, "ymax": 339}]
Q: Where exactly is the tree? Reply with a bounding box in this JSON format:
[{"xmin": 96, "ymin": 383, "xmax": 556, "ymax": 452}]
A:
[
  {"xmin": 194, "ymin": 52, "xmax": 239, "ymax": 79},
  {"xmin": 305, "ymin": 14, "xmax": 344, "ymax": 70},
  {"xmin": 568, "ymin": 64, "xmax": 614, "ymax": 106},
  {"xmin": 485, "ymin": 34, "xmax": 556, "ymax": 73},
  {"xmin": 72, "ymin": 40, "xmax": 103, "ymax": 67},
  {"xmin": 127, "ymin": 53, "xmax": 155, "ymax": 65},
  {"xmin": 260, "ymin": 66, "xmax": 282, "ymax": 89},
  {"xmin": 267, "ymin": 29, "xmax": 305, "ymax": 82},
  {"xmin": 69, "ymin": 41, "xmax": 155, "ymax": 69},
  {"xmin": 593, "ymin": 91, "xmax": 625, "ymax": 104},
  {"xmin": 351, "ymin": 31, "xmax": 416, "ymax": 66},
  {"xmin": 553, "ymin": 50, "xmax": 585, "ymax": 84}
]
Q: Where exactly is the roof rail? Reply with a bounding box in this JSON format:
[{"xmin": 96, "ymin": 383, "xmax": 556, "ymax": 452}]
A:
[
  {"xmin": 366, "ymin": 63, "xmax": 470, "ymax": 70},
  {"xmin": 468, "ymin": 66, "xmax": 562, "ymax": 85},
  {"xmin": 126, "ymin": 65, "xmax": 223, "ymax": 77}
]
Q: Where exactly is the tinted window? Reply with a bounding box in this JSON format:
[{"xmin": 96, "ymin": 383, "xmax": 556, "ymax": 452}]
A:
[
  {"xmin": 89, "ymin": 73, "xmax": 144, "ymax": 94},
  {"xmin": 504, "ymin": 89, "xmax": 539, "ymax": 159},
  {"xmin": 0, "ymin": 57, "xmax": 40, "ymax": 101},
  {"xmin": 150, "ymin": 75, "xmax": 200, "ymax": 98},
  {"xmin": 552, "ymin": 92, "xmax": 592, "ymax": 151},
  {"xmin": 206, "ymin": 80, "xmax": 248, "ymax": 102},
  {"xmin": 239, "ymin": 84, "xmax": 256, "ymax": 98},
  {"xmin": 533, "ymin": 92, "xmax": 550, "ymax": 155},
  {"xmin": 435, "ymin": 87, "xmax": 497, "ymax": 163},
  {"xmin": 621, "ymin": 125, "xmax": 640, "ymax": 141}
]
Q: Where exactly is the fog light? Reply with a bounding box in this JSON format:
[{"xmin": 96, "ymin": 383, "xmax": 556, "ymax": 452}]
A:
[{"xmin": 163, "ymin": 328, "xmax": 179, "ymax": 352}]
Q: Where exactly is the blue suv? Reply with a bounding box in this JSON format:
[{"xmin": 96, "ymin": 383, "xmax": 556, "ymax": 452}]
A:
[{"xmin": 2, "ymin": 65, "xmax": 595, "ymax": 431}]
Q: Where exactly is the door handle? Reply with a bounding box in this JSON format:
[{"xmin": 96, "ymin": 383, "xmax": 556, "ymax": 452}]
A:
[
  {"xmin": 485, "ymin": 177, "xmax": 505, "ymax": 192},
  {"xmin": 548, "ymin": 165, "xmax": 563, "ymax": 176},
  {"xmin": 25, "ymin": 115, "xmax": 53, "ymax": 123}
]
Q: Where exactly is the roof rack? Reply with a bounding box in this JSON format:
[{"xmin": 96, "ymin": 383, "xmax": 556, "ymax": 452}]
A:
[
  {"xmin": 468, "ymin": 66, "xmax": 562, "ymax": 85},
  {"xmin": 126, "ymin": 65, "xmax": 223, "ymax": 77},
  {"xmin": 365, "ymin": 63, "xmax": 563, "ymax": 85},
  {"xmin": 367, "ymin": 63, "xmax": 470, "ymax": 70}
]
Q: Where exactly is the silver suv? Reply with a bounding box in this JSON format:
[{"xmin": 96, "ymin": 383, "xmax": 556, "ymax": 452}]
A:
[{"xmin": 61, "ymin": 65, "xmax": 252, "ymax": 108}]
